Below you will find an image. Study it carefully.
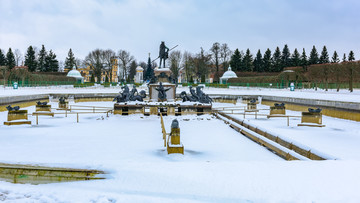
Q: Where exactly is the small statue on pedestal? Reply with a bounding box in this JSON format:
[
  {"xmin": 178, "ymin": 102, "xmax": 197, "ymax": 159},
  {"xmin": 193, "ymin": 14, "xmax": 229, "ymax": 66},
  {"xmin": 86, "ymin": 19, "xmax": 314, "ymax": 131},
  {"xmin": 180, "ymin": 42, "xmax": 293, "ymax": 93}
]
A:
[{"xmin": 155, "ymin": 82, "xmax": 171, "ymax": 102}]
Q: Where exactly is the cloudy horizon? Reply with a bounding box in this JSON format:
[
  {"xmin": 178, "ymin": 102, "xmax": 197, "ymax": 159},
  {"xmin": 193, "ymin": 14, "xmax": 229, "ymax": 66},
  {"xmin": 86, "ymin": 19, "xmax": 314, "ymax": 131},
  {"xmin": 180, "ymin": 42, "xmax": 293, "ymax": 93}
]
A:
[{"xmin": 1, "ymin": 0, "xmax": 360, "ymax": 64}]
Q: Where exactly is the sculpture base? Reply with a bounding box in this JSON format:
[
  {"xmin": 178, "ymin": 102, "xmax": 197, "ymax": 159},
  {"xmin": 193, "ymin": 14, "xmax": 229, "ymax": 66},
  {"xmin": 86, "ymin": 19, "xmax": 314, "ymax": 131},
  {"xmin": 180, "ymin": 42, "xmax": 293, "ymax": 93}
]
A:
[
  {"xmin": 270, "ymin": 106, "xmax": 286, "ymax": 115},
  {"xmin": 4, "ymin": 120, "xmax": 32, "ymax": 126},
  {"xmin": 154, "ymin": 67, "xmax": 172, "ymax": 83},
  {"xmin": 36, "ymin": 105, "xmax": 51, "ymax": 112},
  {"xmin": 149, "ymin": 83, "xmax": 176, "ymax": 102}
]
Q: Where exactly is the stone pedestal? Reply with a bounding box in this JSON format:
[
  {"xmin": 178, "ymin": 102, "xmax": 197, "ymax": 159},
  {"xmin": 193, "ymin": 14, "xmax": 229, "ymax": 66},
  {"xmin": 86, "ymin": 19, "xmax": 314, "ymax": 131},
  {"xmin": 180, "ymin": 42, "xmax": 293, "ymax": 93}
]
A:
[
  {"xmin": 36, "ymin": 104, "xmax": 51, "ymax": 112},
  {"xmin": 4, "ymin": 110, "xmax": 31, "ymax": 125},
  {"xmin": 154, "ymin": 67, "xmax": 172, "ymax": 83},
  {"xmin": 149, "ymin": 83, "xmax": 176, "ymax": 102},
  {"xmin": 270, "ymin": 106, "xmax": 286, "ymax": 115},
  {"xmin": 298, "ymin": 112, "xmax": 325, "ymax": 127}
]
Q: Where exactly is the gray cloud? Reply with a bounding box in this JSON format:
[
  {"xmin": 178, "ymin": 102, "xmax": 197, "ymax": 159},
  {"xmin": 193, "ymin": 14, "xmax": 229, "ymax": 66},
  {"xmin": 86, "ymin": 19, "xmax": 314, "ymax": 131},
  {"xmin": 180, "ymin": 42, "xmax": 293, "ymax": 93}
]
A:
[{"xmin": 1, "ymin": 0, "xmax": 359, "ymax": 63}]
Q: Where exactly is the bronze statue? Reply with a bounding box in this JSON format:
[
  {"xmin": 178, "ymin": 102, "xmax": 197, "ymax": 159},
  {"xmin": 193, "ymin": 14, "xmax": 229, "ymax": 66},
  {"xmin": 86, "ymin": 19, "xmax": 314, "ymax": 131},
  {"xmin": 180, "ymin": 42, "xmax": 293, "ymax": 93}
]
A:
[
  {"xmin": 159, "ymin": 41, "xmax": 169, "ymax": 69},
  {"xmin": 6, "ymin": 105, "xmax": 20, "ymax": 111},
  {"xmin": 155, "ymin": 82, "xmax": 171, "ymax": 101},
  {"xmin": 113, "ymin": 85, "xmax": 146, "ymax": 102},
  {"xmin": 36, "ymin": 101, "xmax": 48, "ymax": 106},
  {"xmin": 180, "ymin": 86, "xmax": 212, "ymax": 103}
]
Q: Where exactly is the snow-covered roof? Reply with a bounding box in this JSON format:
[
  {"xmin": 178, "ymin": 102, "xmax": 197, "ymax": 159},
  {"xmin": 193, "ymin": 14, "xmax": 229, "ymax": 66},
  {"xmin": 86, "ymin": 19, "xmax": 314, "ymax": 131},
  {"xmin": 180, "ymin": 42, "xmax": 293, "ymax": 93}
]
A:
[
  {"xmin": 220, "ymin": 66, "xmax": 237, "ymax": 79},
  {"xmin": 136, "ymin": 66, "xmax": 144, "ymax": 71},
  {"xmin": 67, "ymin": 66, "xmax": 83, "ymax": 79}
]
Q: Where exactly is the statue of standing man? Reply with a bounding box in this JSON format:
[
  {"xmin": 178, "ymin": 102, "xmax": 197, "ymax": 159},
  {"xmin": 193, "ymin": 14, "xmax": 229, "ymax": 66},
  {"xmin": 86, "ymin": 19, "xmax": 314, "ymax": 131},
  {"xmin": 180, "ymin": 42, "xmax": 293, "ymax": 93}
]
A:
[{"xmin": 159, "ymin": 41, "xmax": 169, "ymax": 69}]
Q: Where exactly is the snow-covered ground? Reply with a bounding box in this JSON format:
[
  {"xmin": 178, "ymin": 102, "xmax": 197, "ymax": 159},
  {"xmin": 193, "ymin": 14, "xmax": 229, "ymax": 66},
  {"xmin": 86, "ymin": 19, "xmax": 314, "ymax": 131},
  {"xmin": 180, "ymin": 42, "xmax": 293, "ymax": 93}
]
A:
[
  {"xmin": 1, "ymin": 86, "xmax": 360, "ymax": 103},
  {"xmin": 1, "ymin": 97, "xmax": 360, "ymax": 201},
  {"xmin": 222, "ymin": 103, "xmax": 360, "ymax": 160}
]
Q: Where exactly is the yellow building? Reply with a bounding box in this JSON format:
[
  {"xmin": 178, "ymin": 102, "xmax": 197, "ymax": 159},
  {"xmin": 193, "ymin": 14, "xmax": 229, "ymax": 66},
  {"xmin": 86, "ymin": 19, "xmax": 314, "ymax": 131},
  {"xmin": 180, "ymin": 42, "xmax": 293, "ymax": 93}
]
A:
[{"xmin": 77, "ymin": 58, "xmax": 119, "ymax": 83}]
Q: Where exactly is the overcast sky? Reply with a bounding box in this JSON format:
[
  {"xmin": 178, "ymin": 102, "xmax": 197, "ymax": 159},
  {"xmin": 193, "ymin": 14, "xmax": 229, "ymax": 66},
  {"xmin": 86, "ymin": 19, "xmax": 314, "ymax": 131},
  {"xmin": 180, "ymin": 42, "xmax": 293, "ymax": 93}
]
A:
[{"xmin": 1, "ymin": 0, "xmax": 360, "ymax": 64}]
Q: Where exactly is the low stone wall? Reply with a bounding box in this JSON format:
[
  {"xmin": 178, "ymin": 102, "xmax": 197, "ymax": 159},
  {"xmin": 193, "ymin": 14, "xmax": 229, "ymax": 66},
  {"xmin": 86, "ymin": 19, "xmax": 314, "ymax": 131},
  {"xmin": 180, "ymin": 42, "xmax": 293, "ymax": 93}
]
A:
[{"xmin": 0, "ymin": 94, "xmax": 48, "ymax": 106}]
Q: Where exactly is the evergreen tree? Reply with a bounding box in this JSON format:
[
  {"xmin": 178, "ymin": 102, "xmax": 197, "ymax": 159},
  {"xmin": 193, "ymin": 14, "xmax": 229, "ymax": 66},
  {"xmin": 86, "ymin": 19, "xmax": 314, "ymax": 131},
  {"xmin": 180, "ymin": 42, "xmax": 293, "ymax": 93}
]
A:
[
  {"xmin": 90, "ymin": 74, "xmax": 95, "ymax": 83},
  {"xmin": 331, "ymin": 51, "xmax": 339, "ymax": 63},
  {"xmin": 309, "ymin": 45, "xmax": 319, "ymax": 65},
  {"xmin": 253, "ymin": 49, "xmax": 263, "ymax": 72},
  {"xmin": 0, "ymin": 49, "xmax": 6, "ymax": 66},
  {"xmin": 348, "ymin": 51, "xmax": 355, "ymax": 61},
  {"xmin": 105, "ymin": 75, "xmax": 109, "ymax": 83},
  {"xmin": 263, "ymin": 48, "xmax": 272, "ymax": 72},
  {"xmin": 281, "ymin": 44, "xmax": 291, "ymax": 68},
  {"xmin": 65, "ymin": 48, "xmax": 76, "ymax": 69},
  {"xmin": 24, "ymin": 46, "xmax": 37, "ymax": 72},
  {"xmin": 300, "ymin": 48, "xmax": 308, "ymax": 71},
  {"xmin": 242, "ymin": 48, "xmax": 253, "ymax": 71},
  {"xmin": 342, "ymin": 53, "xmax": 347, "ymax": 62},
  {"xmin": 229, "ymin": 48, "xmax": 242, "ymax": 71},
  {"xmin": 291, "ymin": 48, "xmax": 301, "ymax": 67},
  {"xmin": 5, "ymin": 48, "xmax": 16, "ymax": 70},
  {"xmin": 45, "ymin": 50, "xmax": 59, "ymax": 72},
  {"xmin": 37, "ymin": 45, "xmax": 47, "ymax": 72},
  {"xmin": 319, "ymin": 46, "xmax": 329, "ymax": 64},
  {"xmin": 271, "ymin": 47, "xmax": 282, "ymax": 72}
]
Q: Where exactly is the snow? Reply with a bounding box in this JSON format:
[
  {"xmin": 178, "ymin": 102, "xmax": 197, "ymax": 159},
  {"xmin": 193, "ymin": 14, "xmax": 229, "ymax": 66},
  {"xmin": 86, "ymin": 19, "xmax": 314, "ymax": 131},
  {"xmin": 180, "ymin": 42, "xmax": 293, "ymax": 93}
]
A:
[
  {"xmin": 0, "ymin": 86, "xmax": 360, "ymax": 202},
  {"xmin": 1, "ymin": 86, "xmax": 360, "ymax": 103}
]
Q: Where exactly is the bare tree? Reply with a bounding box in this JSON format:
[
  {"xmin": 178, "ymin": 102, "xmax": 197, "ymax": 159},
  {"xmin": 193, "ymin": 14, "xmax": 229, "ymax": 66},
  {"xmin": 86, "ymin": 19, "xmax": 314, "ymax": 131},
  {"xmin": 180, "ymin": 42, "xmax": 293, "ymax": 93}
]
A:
[
  {"xmin": 75, "ymin": 58, "xmax": 83, "ymax": 68},
  {"xmin": 84, "ymin": 49, "xmax": 106, "ymax": 82},
  {"xmin": 193, "ymin": 48, "xmax": 212, "ymax": 83},
  {"xmin": 14, "ymin": 49, "xmax": 23, "ymax": 66},
  {"xmin": 182, "ymin": 51, "xmax": 193, "ymax": 83},
  {"xmin": 210, "ymin": 42, "xmax": 220, "ymax": 82},
  {"xmin": 58, "ymin": 61, "xmax": 65, "ymax": 72},
  {"xmin": 169, "ymin": 50, "xmax": 182, "ymax": 83},
  {"xmin": 118, "ymin": 50, "xmax": 134, "ymax": 82},
  {"xmin": 220, "ymin": 43, "xmax": 232, "ymax": 71},
  {"xmin": 0, "ymin": 66, "xmax": 9, "ymax": 88},
  {"xmin": 102, "ymin": 49, "xmax": 116, "ymax": 82}
]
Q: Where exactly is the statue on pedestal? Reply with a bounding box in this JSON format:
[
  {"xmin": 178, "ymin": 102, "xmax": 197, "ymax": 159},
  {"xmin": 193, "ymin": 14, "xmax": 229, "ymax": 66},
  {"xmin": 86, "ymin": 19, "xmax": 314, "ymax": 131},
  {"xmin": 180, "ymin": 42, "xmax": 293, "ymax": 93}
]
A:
[{"xmin": 155, "ymin": 82, "xmax": 171, "ymax": 101}]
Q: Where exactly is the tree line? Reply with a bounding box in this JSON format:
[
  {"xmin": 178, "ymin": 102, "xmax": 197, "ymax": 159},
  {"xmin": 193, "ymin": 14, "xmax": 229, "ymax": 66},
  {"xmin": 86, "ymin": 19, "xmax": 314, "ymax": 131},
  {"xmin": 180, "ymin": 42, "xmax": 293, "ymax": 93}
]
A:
[
  {"xmin": 1, "ymin": 43, "xmax": 358, "ymax": 84},
  {"xmin": 229, "ymin": 45, "xmax": 356, "ymax": 73}
]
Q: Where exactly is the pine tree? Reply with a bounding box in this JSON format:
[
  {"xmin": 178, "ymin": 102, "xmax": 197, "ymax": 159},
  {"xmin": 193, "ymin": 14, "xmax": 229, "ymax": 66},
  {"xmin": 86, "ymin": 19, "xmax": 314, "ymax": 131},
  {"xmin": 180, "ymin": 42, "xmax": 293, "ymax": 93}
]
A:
[
  {"xmin": 242, "ymin": 49, "xmax": 253, "ymax": 71},
  {"xmin": 105, "ymin": 75, "xmax": 109, "ymax": 83},
  {"xmin": 253, "ymin": 49, "xmax": 263, "ymax": 72},
  {"xmin": 0, "ymin": 49, "xmax": 6, "ymax": 66},
  {"xmin": 331, "ymin": 51, "xmax": 339, "ymax": 63},
  {"xmin": 90, "ymin": 74, "xmax": 95, "ymax": 83},
  {"xmin": 24, "ymin": 46, "xmax": 37, "ymax": 72},
  {"xmin": 37, "ymin": 45, "xmax": 47, "ymax": 72},
  {"xmin": 281, "ymin": 44, "xmax": 291, "ymax": 68},
  {"xmin": 263, "ymin": 48, "xmax": 272, "ymax": 72},
  {"xmin": 300, "ymin": 48, "xmax": 308, "ymax": 71},
  {"xmin": 348, "ymin": 51, "xmax": 355, "ymax": 61},
  {"xmin": 5, "ymin": 48, "xmax": 16, "ymax": 70},
  {"xmin": 229, "ymin": 48, "xmax": 242, "ymax": 71},
  {"xmin": 291, "ymin": 48, "xmax": 301, "ymax": 67},
  {"xmin": 45, "ymin": 50, "xmax": 59, "ymax": 72},
  {"xmin": 272, "ymin": 47, "xmax": 282, "ymax": 72},
  {"xmin": 65, "ymin": 48, "xmax": 76, "ymax": 69},
  {"xmin": 309, "ymin": 46, "xmax": 319, "ymax": 65},
  {"xmin": 342, "ymin": 53, "xmax": 347, "ymax": 62},
  {"xmin": 319, "ymin": 46, "xmax": 329, "ymax": 64}
]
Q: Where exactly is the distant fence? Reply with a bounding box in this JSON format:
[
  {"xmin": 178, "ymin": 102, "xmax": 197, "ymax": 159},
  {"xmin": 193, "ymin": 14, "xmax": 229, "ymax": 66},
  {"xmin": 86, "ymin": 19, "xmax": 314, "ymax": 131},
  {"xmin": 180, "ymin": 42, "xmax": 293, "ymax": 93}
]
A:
[{"xmin": 5, "ymin": 81, "xmax": 76, "ymax": 87}]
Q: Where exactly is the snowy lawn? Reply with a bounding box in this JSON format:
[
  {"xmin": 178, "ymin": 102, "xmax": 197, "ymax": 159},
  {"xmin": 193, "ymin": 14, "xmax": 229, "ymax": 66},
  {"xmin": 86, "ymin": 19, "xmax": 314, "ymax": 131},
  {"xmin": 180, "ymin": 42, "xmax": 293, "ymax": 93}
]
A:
[{"xmin": 1, "ymin": 86, "xmax": 360, "ymax": 103}]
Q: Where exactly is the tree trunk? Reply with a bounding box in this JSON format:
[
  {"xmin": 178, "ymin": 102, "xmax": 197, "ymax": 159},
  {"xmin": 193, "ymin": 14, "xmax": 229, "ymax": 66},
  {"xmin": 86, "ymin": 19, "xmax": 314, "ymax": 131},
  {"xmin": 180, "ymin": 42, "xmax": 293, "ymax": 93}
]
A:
[{"xmin": 349, "ymin": 67, "xmax": 353, "ymax": 92}]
